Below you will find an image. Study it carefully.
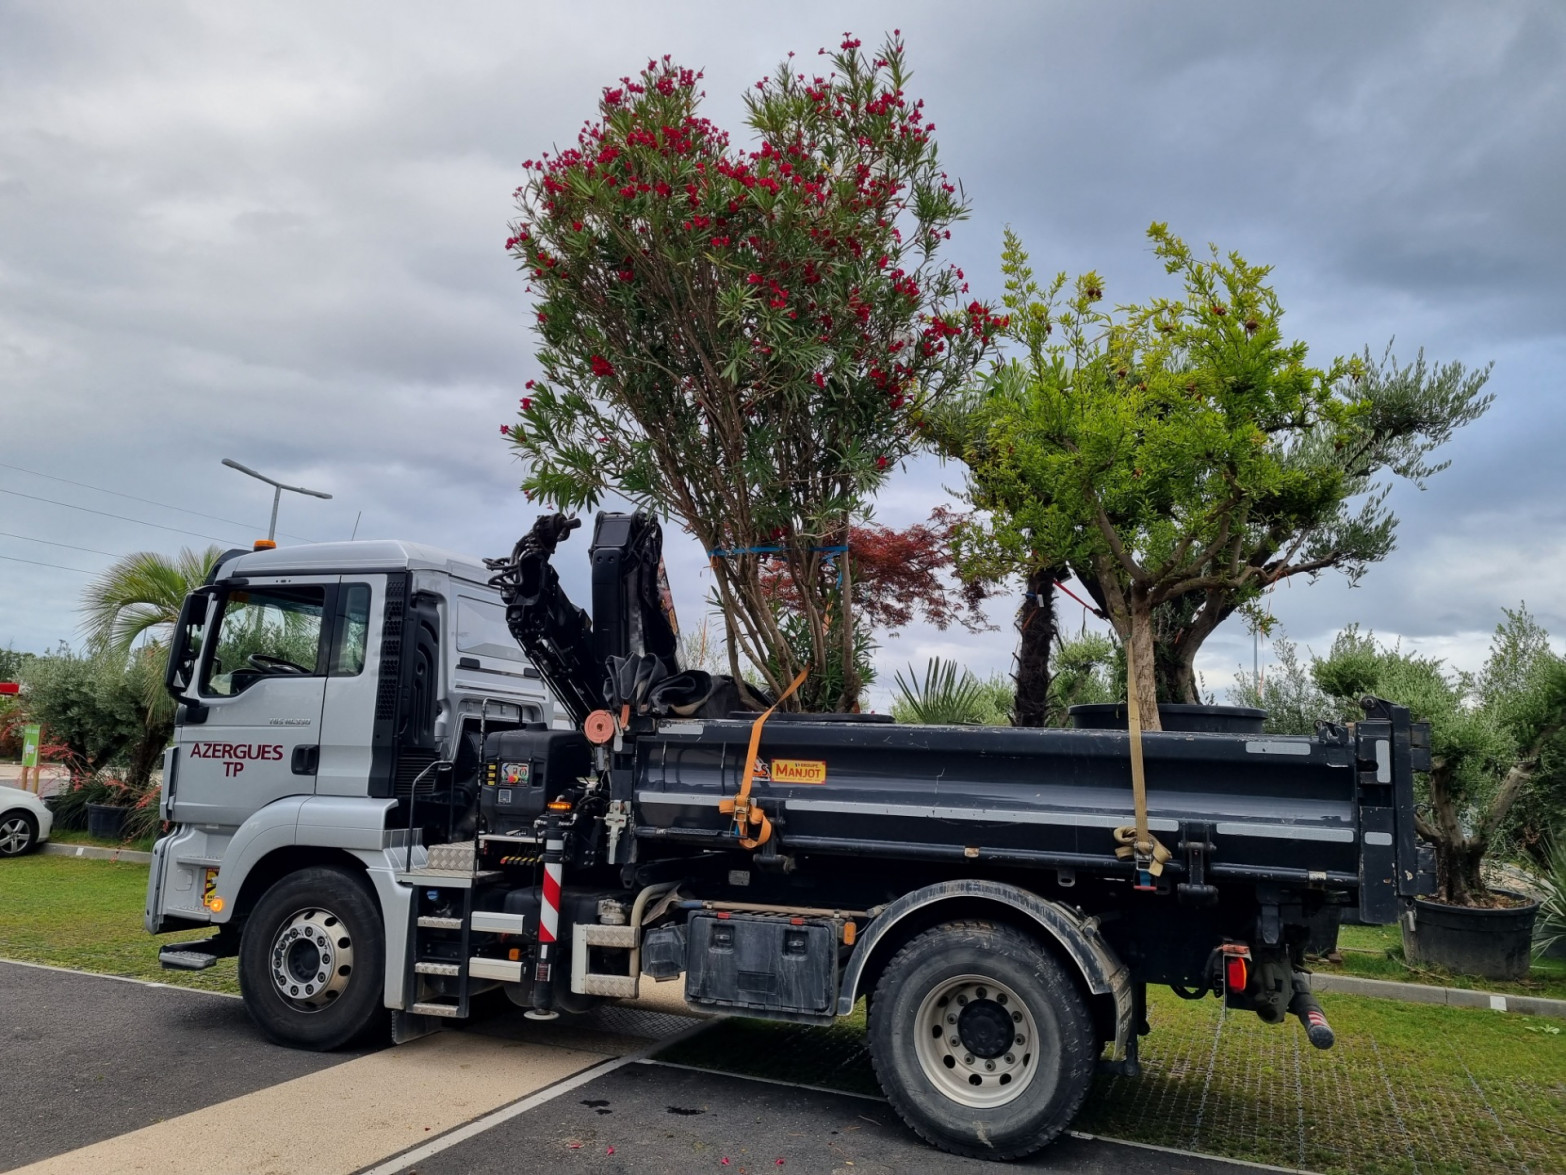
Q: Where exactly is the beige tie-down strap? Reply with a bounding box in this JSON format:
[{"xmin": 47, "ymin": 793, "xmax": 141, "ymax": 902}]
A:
[{"xmin": 1112, "ymin": 635, "xmax": 1172, "ymax": 888}]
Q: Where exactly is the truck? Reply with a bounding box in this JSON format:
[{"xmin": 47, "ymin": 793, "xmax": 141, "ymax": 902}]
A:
[{"xmin": 147, "ymin": 512, "xmax": 1432, "ymax": 1161}]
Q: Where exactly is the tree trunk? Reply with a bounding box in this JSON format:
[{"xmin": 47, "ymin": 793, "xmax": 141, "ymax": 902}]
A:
[
  {"xmin": 1433, "ymin": 836, "xmax": 1487, "ymax": 906},
  {"xmin": 1091, "ymin": 558, "xmax": 1162, "ymax": 732},
  {"xmin": 1151, "ymin": 594, "xmax": 1236, "ymax": 705},
  {"xmin": 125, "ymin": 722, "xmax": 170, "ymax": 792},
  {"xmin": 1428, "ymin": 764, "xmax": 1489, "ymax": 905},
  {"xmin": 1158, "ymin": 636, "xmax": 1196, "ymax": 705},
  {"xmin": 1127, "ymin": 590, "xmax": 1162, "ymax": 732},
  {"xmin": 1012, "ymin": 566, "xmax": 1059, "ymax": 727}
]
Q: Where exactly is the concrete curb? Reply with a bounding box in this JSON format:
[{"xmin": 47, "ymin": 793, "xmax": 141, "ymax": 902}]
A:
[
  {"xmin": 1311, "ymin": 971, "xmax": 1566, "ymax": 1019},
  {"xmin": 41, "ymin": 841, "xmax": 153, "ymax": 865}
]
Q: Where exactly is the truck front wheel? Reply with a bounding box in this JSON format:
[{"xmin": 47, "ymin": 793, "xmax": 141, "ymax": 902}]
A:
[
  {"xmin": 867, "ymin": 920, "xmax": 1096, "ymax": 1160},
  {"xmin": 238, "ymin": 866, "xmax": 387, "ymax": 1051}
]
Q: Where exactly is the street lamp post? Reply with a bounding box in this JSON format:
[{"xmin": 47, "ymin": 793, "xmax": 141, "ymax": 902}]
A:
[{"xmin": 221, "ymin": 458, "xmax": 332, "ymax": 544}]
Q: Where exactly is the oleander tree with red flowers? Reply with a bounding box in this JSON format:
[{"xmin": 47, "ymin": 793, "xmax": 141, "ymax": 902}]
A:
[{"xmin": 502, "ymin": 33, "xmax": 1002, "ymax": 709}]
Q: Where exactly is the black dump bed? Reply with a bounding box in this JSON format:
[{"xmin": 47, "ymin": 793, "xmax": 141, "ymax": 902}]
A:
[
  {"xmin": 484, "ymin": 511, "xmax": 1428, "ymax": 925},
  {"xmin": 631, "ymin": 707, "xmax": 1427, "ymax": 922}
]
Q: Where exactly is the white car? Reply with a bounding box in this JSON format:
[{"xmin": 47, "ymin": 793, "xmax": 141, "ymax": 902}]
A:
[{"xmin": 0, "ymin": 785, "xmax": 52, "ymax": 857}]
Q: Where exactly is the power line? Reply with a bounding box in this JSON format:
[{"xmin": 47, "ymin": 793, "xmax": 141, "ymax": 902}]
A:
[
  {"xmin": 0, "ymin": 459, "xmax": 317, "ymax": 543},
  {"xmin": 0, "ymin": 552, "xmax": 94, "ymax": 575},
  {"xmin": 0, "ymin": 530, "xmax": 120, "ymax": 558},
  {"xmin": 0, "ymin": 486, "xmax": 241, "ymax": 545}
]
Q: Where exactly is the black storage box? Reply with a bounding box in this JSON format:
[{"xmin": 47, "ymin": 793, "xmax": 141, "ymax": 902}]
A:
[
  {"xmin": 685, "ymin": 912, "xmax": 837, "ymax": 1016},
  {"xmin": 481, "ymin": 725, "xmax": 592, "ymax": 835}
]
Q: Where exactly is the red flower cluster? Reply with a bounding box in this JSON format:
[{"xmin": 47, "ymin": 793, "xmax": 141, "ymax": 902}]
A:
[{"xmin": 503, "ymin": 32, "xmax": 1000, "ymax": 524}]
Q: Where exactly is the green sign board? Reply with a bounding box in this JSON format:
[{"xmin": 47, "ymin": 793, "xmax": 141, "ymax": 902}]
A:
[{"xmin": 20, "ymin": 724, "xmax": 40, "ymax": 769}]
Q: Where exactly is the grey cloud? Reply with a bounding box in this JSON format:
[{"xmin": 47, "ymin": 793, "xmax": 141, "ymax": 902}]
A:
[{"xmin": 1, "ymin": 1, "xmax": 1560, "ymax": 694}]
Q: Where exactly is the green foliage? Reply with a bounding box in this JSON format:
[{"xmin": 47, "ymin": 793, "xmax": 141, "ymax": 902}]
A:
[
  {"xmin": 0, "ymin": 646, "xmax": 35, "ymax": 682},
  {"xmin": 1540, "ymin": 839, "xmax": 1566, "ymax": 958},
  {"xmin": 46, "ymin": 773, "xmax": 159, "ymax": 834},
  {"xmin": 1229, "ymin": 636, "xmax": 1356, "ymax": 735},
  {"xmin": 1535, "ymin": 836, "xmax": 1566, "ymax": 960},
  {"xmin": 891, "ymin": 657, "xmax": 1012, "ymax": 725},
  {"xmin": 17, "ymin": 646, "xmax": 173, "ymax": 790},
  {"xmin": 1308, "ymin": 609, "xmax": 1566, "ymax": 904},
  {"xmin": 939, "ymin": 224, "xmax": 1491, "ymax": 719},
  {"xmin": 502, "ymin": 34, "xmax": 1000, "ymax": 708},
  {"xmin": 82, "ymin": 546, "xmax": 224, "ymax": 655},
  {"xmin": 766, "ymin": 609, "xmax": 877, "ymax": 711},
  {"xmin": 0, "ymin": 648, "xmax": 34, "ymax": 757},
  {"xmin": 1045, "ymin": 630, "xmax": 1121, "ymax": 725}
]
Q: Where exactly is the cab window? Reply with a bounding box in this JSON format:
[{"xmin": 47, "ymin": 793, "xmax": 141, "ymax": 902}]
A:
[
  {"xmin": 200, "ymin": 586, "xmax": 327, "ymax": 697},
  {"xmin": 331, "ymin": 584, "xmax": 372, "ymax": 676},
  {"xmin": 455, "ymin": 594, "xmax": 527, "ymax": 662}
]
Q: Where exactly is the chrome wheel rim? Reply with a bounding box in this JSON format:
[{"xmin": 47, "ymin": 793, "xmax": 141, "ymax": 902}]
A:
[
  {"xmin": 0, "ymin": 816, "xmax": 32, "ymax": 855},
  {"xmin": 912, "ymin": 972, "xmax": 1040, "ymax": 1108},
  {"xmin": 269, "ymin": 907, "xmax": 354, "ymax": 1011}
]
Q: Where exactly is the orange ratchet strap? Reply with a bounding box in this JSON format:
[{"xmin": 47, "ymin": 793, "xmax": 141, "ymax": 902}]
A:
[{"xmin": 718, "ymin": 668, "xmax": 809, "ymax": 849}]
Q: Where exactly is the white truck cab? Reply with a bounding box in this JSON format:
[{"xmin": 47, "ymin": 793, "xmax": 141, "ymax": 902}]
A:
[{"xmin": 148, "ymin": 540, "xmax": 551, "ymax": 1045}]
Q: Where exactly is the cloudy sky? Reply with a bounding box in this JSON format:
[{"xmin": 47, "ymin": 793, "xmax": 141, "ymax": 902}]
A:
[{"xmin": 2, "ymin": 1, "xmax": 1561, "ymax": 704}]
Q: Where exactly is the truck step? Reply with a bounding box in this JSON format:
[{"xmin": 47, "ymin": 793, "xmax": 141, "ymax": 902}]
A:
[
  {"xmin": 417, "ymin": 915, "xmax": 463, "ymax": 930},
  {"xmin": 414, "ymin": 961, "xmax": 461, "ymax": 977},
  {"xmin": 580, "ymin": 974, "xmax": 639, "ymax": 998},
  {"xmin": 582, "ymin": 924, "xmax": 637, "ymax": 949},
  {"xmin": 158, "ymin": 948, "xmax": 218, "ymax": 971},
  {"xmin": 470, "ymin": 910, "xmax": 529, "ymax": 934},
  {"xmin": 396, "ymin": 869, "xmax": 501, "ymax": 888},
  {"xmin": 468, "ymin": 957, "xmax": 524, "ymax": 983},
  {"xmin": 409, "ymin": 1000, "xmax": 464, "ymax": 1019},
  {"xmin": 425, "ymin": 841, "xmax": 477, "ymax": 872}
]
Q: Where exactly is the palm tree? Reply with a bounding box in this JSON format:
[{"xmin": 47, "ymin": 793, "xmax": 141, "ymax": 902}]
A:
[{"xmin": 81, "ymin": 546, "xmax": 225, "ymax": 656}]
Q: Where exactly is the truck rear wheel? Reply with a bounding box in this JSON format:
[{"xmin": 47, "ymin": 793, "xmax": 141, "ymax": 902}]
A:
[
  {"xmin": 238, "ymin": 866, "xmax": 386, "ymax": 1051},
  {"xmin": 867, "ymin": 919, "xmax": 1095, "ymax": 1160}
]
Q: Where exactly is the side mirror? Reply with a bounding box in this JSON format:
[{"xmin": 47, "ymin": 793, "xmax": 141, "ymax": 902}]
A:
[{"xmin": 164, "ymin": 587, "xmax": 217, "ymax": 710}]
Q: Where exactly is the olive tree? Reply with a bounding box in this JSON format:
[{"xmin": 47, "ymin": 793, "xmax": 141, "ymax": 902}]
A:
[{"xmin": 940, "ymin": 225, "xmax": 1490, "ymax": 727}]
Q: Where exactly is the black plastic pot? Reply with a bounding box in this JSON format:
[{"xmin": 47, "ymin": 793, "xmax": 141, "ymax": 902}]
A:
[
  {"xmin": 1402, "ymin": 891, "xmax": 1539, "ymax": 981},
  {"xmin": 1068, "ymin": 703, "xmax": 1267, "ymax": 735},
  {"xmin": 85, "ymin": 802, "xmax": 130, "ymax": 841}
]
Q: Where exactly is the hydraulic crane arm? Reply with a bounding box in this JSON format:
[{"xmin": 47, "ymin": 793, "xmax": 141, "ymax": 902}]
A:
[{"xmin": 486, "ymin": 511, "xmax": 684, "ymax": 729}]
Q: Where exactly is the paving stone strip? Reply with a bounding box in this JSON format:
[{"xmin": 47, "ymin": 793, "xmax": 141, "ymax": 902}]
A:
[
  {"xmin": 39, "ymin": 842, "xmax": 153, "ymax": 864},
  {"xmin": 1309, "ymin": 971, "xmax": 1566, "ymax": 1018}
]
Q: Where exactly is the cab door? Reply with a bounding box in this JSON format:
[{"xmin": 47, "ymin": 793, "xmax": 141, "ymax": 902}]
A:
[{"xmin": 173, "ymin": 576, "xmax": 338, "ymax": 827}]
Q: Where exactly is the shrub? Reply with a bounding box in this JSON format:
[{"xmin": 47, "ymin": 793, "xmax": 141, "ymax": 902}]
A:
[{"xmin": 892, "ymin": 657, "xmax": 1012, "ymax": 725}]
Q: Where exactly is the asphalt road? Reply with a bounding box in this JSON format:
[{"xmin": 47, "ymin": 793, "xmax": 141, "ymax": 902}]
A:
[
  {"xmin": 2, "ymin": 960, "xmax": 1292, "ymax": 1175},
  {"xmin": 0, "ymin": 961, "xmax": 372, "ymax": 1171},
  {"xmin": 392, "ymin": 1061, "xmax": 1276, "ymax": 1175}
]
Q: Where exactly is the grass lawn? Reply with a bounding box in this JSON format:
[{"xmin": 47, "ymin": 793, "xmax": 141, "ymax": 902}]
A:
[
  {"xmin": 1319, "ymin": 922, "xmax": 1566, "ymax": 1002},
  {"xmin": 4, "ymin": 855, "xmax": 1563, "ymax": 1173},
  {"xmin": 0, "ymin": 854, "xmax": 238, "ymax": 994}
]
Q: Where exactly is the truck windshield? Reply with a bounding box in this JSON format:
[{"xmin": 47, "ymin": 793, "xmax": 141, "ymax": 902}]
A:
[
  {"xmin": 456, "ymin": 594, "xmax": 528, "ymax": 663},
  {"xmin": 201, "ymin": 586, "xmax": 327, "ymax": 696}
]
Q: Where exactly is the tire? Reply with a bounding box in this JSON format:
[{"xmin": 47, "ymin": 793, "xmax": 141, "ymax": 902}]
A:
[
  {"xmin": 867, "ymin": 919, "xmax": 1096, "ymax": 1161},
  {"xmin": 0, "ymin": 810, "xmax": 38, "ymax": 857},
  {"xmin": 238, "ymin": 866, "xmax": 387, "ymax": 1051}
]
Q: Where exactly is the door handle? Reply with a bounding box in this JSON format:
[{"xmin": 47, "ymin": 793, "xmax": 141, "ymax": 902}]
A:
[{"xmin": 291, "ymin": 745, "xmax": 319, "ymax": 775}]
